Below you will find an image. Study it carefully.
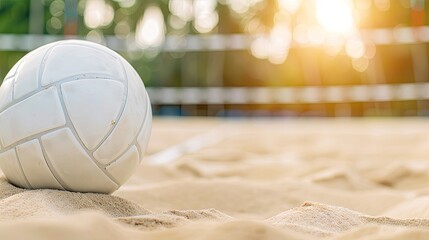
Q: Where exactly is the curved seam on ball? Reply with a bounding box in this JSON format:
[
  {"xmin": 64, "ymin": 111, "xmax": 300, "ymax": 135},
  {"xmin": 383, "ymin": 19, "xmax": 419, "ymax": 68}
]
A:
[
  {"xmin": 37, "ymin": 137, "xmax": 70, "ymax": 190},
  {"xmin": 0, "ymin": 73, "xmax": 117, "ymax": 116},
  {"xmin": 56, "ymin": 85, "xmax": 121, "ymax": 187},
  {"xmin": 135, "ymin": 93, "xmax": 152, "ymax": 163},
  {"xmin": 105, "ymin": 90, "xmax": 152, "ymax": 168},
  {"xmin": 9, "ymin": 59, "xmax": 25, "ymax": 103},
  {"xmin": 3, "ymin": 59, "xmax": 22, "ymax": 80},
  {"xmin": 0, "ymin": 125, "xmax": 66, "ymax": 154},
  {"xmin": 38, "ymin": 43, "xmax": 57, "ymax": 90},
  {"xmin": 13, "ymin": 147, "xmax": 33, "ymax": 189},
  {"xmin": 60, "ymin": 43, "xmax": 120, "ymax": 59},
  {"xmin": 89, "ymin": 58, "xmax": 129, "ymax": 154}
]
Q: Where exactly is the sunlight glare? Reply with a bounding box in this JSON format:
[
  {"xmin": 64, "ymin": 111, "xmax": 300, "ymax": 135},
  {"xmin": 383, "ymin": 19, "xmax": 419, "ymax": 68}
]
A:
[
  {"xmin": 293, "ymin": 24, "xmax": 309, "ymax": 44},
  {"xmin": 316, "ymin": 0, "xmax": 356, "ymax": 35},
  {"xmin": 278, "ymin": 0, "xmax": 301, "ymax": 13}
]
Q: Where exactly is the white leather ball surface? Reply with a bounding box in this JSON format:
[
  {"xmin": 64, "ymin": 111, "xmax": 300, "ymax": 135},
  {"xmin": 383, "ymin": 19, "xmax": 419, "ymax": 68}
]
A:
[{"xmin": 0, "ymin": 40, "xmax": 152, "ymax": 193}]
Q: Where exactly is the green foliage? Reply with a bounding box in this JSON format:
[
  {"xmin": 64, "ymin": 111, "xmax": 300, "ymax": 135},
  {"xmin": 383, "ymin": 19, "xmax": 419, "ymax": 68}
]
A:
[{"xmin": 0, "ymin": 0, "xmax": 29, "ymax": 33}]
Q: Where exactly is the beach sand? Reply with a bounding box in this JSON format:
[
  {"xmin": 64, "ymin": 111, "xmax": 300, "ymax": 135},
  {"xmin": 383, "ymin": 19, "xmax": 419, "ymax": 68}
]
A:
[{"xmin": 2, "ymin": 118, "xmax": 429, "ymax": 239}]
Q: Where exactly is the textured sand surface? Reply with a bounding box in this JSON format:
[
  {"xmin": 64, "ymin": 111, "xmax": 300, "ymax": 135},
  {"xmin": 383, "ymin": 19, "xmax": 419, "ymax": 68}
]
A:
[{"xmin": 2, "ymin": 118, "xmax": 429, "ymax": 239}]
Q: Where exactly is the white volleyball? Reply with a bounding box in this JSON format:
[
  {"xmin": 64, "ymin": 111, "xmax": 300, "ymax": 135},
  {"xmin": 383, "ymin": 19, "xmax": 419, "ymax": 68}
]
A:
[{"xmin": 0, "ymin": 40, "xmax": 152, "ymax": 193}]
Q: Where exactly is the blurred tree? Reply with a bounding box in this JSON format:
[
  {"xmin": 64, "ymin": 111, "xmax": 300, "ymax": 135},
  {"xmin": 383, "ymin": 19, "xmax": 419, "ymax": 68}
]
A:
[
  {"xmin": 0, "ymin": 1, "xmax": 29, "ymax": 80},
  {"xmin": 0, "ymin": 0, "xmax": 29, "ymax": 33}
]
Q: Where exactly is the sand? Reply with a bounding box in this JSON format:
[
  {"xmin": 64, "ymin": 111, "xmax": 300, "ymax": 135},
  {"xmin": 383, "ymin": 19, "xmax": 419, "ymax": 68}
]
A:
[{"xmin": 2, "ymin": 118, "xmax": 429, "ymax": 239}]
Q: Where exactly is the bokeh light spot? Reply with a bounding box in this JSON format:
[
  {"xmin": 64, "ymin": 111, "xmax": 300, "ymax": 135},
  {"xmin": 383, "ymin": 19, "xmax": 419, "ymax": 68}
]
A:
[
  {"xmin": 86, "ymin": 29, "xmax": 105, "ymax": 44},
  {"xmin": 374, "ymin": 0, "xmax": 390, "ymax": 11},
  {"xmin": 278, "ymin": 0, "xmax": 301, "ymax": 13},
  {"xmin": 346, "ymin": 38, "xmax": 365, "ymax": 58},
  {"xmin": 114, "ymin": 21, "xmax": 130, "ymax": 39},
  {"xmin": 193, "ymin": 0, "xmax": 218, "ymax": 33},
  {"xmin": 135, "ymin": 5, "xmax": 165, "ymax": 49},
  {"xmin": 169, "ymin": 0, "xmax": 193, "ymax": 21},
  {"xmin": 46, "ymin": 17, "xmax": 62, "ymax": 34},
  {"xmin": 316, "ymin": 0, "xmax": 356, "ymax": 35},
  {"xmin": 84, "ymin": 0, "xmax": 114, "ymax": 29},
  {"xmin": 113, "ymin": 0, "xmax": 136, "ymax": 8},
  {"xmin": 352, "ymin": 57, "xmax": 369, "ymax": 72},
  {"xmin": 49, "ymin": 0, "xmax": 64, "ymax": 17}
]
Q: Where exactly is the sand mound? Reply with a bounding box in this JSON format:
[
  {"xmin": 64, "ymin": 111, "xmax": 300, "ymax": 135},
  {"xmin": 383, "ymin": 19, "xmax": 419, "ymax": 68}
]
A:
[
  {"xmin": 116, "ymin": 209, "xmax": 233, "ymax": 230},
  {"xmin": 0, "ymin": 177, "xmax": 149, "ymax": 220},
  {"xmin": 267, "ymin": 202, "xmax": 429, "ymax": 238}
]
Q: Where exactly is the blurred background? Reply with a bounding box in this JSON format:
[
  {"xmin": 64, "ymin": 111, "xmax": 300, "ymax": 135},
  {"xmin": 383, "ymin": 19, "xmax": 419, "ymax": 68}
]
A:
[{"xmin": 0, "ymin": 0, "xmax": 428, "ymax": 117}]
